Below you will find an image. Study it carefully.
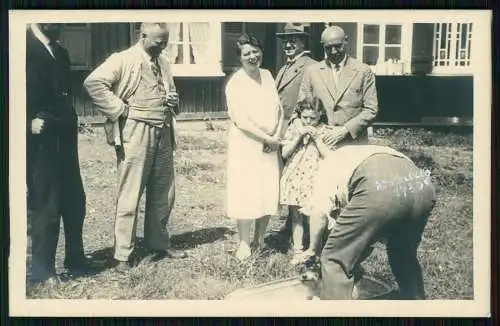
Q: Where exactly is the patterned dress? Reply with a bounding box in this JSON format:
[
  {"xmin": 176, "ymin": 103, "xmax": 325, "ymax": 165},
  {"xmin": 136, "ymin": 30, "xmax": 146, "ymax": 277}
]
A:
[{"xmin": 280, "ymin": 122, "xmax": 329, "ymax": 207}]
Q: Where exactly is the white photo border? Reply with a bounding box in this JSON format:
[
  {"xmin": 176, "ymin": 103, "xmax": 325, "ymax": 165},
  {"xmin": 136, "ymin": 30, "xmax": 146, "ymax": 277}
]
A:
[{"xmin": 8, "ymin": 9, "xmax": 492, "ymax": 317}]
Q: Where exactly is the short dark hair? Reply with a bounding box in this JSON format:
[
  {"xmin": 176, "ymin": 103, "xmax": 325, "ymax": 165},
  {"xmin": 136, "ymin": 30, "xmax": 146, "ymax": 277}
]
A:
[
  {"xmin": 296, "ymin": 100, "xmax": 314, "ymax": 117},
  {"xmin": 235, "ymin": 33, "xmax": 264, "ymax": 56},
  {"xmin": 296, "ymin": 99, "xmax": 328, "ymax": 123}
]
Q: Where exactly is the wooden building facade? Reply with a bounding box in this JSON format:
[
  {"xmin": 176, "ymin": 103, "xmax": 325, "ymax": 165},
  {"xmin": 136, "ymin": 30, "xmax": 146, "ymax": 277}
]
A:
[{"xmin": 59, "ymin": 20, "xmax": 475, "ymax": 125}]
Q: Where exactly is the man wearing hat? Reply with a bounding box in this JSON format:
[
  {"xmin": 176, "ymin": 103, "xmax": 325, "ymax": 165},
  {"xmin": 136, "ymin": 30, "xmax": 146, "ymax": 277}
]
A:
[
  {"xmin": 275, "ymin": 23, "xmax": 318, "ymax": 137},
  {"xmin": 298, "ymin": 25, "xmax": 378, "ymax": 148},
  {"xmin": 274, "ymin": 23, "xmax": 317, "ymax": 250}
]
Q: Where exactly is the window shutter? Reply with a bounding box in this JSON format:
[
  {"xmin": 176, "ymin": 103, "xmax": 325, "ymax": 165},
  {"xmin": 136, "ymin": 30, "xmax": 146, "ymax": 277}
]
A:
[
  {"xmin": 91, "ymin": 23, "xmax": 132, "ymax": 67},
  {"xmin": 59, "ymin": 24, "xmax": 92, "ymax": 70},
  {"xmin": 411, "ymin": 23, "xmax": 434, "ymax": 75},
  {"xmin": 222, "ymin": 22, "xmax": 244, "ymax": 73},
  {"xmin": 310, "ymin": 23, "xmax": 325, "ymax": 61}
]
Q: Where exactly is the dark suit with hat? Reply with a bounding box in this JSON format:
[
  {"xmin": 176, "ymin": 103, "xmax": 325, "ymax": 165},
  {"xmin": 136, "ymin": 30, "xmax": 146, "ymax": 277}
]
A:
[
  {"xmin": 26, "ymin": 27, "xmax": 87, "ymax": 281},
  {"xmin": 275, "ymin": 23, "xmax": 317, "ymax": 137},
  {"xmin": 275, "ymin": 53, "xmax": 317, "ymax": 137}
]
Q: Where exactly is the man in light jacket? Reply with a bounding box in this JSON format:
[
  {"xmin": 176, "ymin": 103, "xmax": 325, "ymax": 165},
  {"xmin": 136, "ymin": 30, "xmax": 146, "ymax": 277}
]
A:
[
  {"xmin": 298, "ymin": 25, "xmax": 379, "ymax": 148},
  {"xmin": 84, "ymin": 23, "xmax": 187, "ymax": 273}
]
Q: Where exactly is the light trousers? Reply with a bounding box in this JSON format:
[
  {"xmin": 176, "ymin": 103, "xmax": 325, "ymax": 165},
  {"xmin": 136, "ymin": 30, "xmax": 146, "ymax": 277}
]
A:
[{"xmin": 113, "ymin": 118, "xmax": 175, "ymax": 262}]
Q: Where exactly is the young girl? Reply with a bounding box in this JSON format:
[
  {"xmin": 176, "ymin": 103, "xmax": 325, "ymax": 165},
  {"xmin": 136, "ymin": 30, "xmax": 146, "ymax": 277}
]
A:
[{"xmin": 280, "ymin": 101, "xmax": 332, "ymax": 265}]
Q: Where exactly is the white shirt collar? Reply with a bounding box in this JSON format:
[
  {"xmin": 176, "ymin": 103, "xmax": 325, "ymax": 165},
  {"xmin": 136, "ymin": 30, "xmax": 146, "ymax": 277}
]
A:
[
  {"xmin": 287, "ymin": 50, "xmax": 310, "ymax": 64},
  {"xmin": 331, "ymin": 55, "xmax": 347, "ymax": 71},
  {"xmin": 30, "ymin": 24, "xmax": 56, "ymax": 58},
  {"xmin": 138, "ymin": 43, "xmax": 164, "ymax": 67},
  {"xmin": 30, "ymin": 24, "xmax": 51, "ymax": 46},
  {"xmin": 138, "ymin": 44, "xmax": 153, "ymax": 62}
]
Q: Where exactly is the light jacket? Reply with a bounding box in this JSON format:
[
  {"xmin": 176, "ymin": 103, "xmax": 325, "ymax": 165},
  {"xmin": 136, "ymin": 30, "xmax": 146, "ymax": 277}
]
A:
[{"xmin": 83, "ymin": 43, "xmax": 178, "ymax": 148}]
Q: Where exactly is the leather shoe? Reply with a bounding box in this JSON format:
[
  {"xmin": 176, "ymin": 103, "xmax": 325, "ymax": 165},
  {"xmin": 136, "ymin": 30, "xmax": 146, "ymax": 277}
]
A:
[
  {"xmin": 150, "ymin": 249, "xmax": 187, "ymax": 261},
  {"xmin": 29, "ymin": 274, "xmax": 61, "ymax": 286},
  {"xmin": 64, "ymin": 258, "xmax": 101, "ymax": 276},
  {"xmin": 114, "ymin": 260, "xmax": 132, "ymax": 274},
  {"xmin": 165, "ymin": 249, "xmax": 188, "ymax": 259}
]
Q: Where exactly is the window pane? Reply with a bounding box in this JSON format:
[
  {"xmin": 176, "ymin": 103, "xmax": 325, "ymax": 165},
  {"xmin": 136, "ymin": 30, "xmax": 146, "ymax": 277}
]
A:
[
  {"xmin": 166, "ymin": 44, "xmax": 183, "ymax": 64},
  {"xmin": 363, "ymin": 25, "xmax": 379, "ymax": 44},
  {"xmin": 385, "ymin": 25, "xmax": 401, "ymax": 44},
  {"xmin": 363, "ymin": 46, "xmax": 379, "ymax": 65},
  {"xmin": 440, "ymin": 23, "xmax": 448, "ymax": 49},
  {"xmin": 167, "ymin": 22, "xmax": 183, "ymax": 42},
  {"xmin": 188, "ymin": 22, "xmax": 210, "ymax": 64},
  {"xmin": 460, "ymin": 23, "xmax": 468, "ymax": 48},
  {"xmin": 385, "ymin": 47, "xmax": 401, "ymax": 61},
  {"xmin": 189, "ymin": 43, "xmax": 210, "ymax": 64},
  {"xmin": 165, "ymin": 23, "xmax": 184, "ymax": 64}
]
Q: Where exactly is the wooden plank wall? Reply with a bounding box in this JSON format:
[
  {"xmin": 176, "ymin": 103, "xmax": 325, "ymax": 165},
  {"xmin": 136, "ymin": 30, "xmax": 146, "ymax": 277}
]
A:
[{"xmin": 72, "ymin": 77, "xmax": 228, "ymax": 118}]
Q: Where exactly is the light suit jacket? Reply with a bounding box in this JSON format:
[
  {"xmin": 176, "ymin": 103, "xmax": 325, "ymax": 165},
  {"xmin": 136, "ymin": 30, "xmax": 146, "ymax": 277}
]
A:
[
  {"xmin": 83, "ymin": 43, "xmax": 177, "ymax": 148},
  {"xmin": 298, "ymin": 56, "xmax": 378, "ymax": 144},
  {"xmin": 275, "ymin": 53, "xmax": 317, "ymax": 121}
]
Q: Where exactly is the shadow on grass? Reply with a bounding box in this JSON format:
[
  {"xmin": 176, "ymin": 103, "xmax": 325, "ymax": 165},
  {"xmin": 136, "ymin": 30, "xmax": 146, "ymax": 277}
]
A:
[
  {"xmin": 86, "ymin": 227, "xmax": 236, "ymax": 267},
  {"xmin": 170, "ymin": 227, "xmax": 236, "ymax": 249},
  {"xmin": 263, "ymin": 231, "xmax": 292, "ymax": 254}
]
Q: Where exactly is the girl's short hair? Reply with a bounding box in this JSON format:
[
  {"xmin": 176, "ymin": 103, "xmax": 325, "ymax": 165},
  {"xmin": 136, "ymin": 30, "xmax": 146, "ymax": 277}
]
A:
[
  {"xmin": 296, "ymin": 99, "xmax": 328, "ymax": 124},
  {"xmin": 235, "ymin": 33, "xmax": 264, "ymax": 56},
  {"xmin": 296, "ymin": 100, "xmax": 314, "ymax": 117}
]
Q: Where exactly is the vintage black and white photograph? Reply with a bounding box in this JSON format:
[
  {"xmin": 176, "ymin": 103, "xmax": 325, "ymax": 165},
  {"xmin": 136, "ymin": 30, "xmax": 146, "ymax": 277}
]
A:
[{"xmin": 9, "ymin": 10, "xmax": 491, "ymax": 317}]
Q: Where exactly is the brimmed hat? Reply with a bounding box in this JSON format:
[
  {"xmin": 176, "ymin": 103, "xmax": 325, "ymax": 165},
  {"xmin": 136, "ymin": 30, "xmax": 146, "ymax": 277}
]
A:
[{"xmin": 276, "ymin": 23, "xmax": 310, "ymax": 38}]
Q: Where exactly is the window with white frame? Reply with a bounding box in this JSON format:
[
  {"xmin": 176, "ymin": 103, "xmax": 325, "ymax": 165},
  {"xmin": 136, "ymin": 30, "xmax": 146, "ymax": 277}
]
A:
[
  {"xmin": 432, "ymin": 23, "xmax": 473, "ymax": 73},
  {"xmin": 357, "ymin": 23, "xmax": 412, "ymax": 75},
  {"xmin": 132, "ymin": 22, "xmax": 224, "ymax": 77}
]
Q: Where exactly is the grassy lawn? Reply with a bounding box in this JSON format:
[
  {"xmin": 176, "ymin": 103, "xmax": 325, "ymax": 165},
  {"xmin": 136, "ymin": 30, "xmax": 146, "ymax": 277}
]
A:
[{"xmin": 26, "ymin": 120, "xmax": 474, "ymax": 300}]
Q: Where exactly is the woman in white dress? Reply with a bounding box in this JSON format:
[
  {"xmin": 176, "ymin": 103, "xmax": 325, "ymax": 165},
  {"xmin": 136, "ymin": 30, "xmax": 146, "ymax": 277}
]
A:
[{"xmin": 225, "ymin": 33, "xmax": 284, "ymax": 261}]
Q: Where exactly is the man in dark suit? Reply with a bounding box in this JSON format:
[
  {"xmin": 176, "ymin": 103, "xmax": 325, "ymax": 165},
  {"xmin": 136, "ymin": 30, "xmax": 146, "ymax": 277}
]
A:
[
  {"xmin": 275, "ymin": 23, "xmax": 317, "ymax": 137},
  {"xmin": 27, "ymin": 23, "xmax": 93, "ymax": 284},
  {"xmin": 275, "ymin": 23, "xmax": 318, "ymax": 251},
  {"xmin": 298, "ymin": 25, "xmax": 379, "ymax": 147}
]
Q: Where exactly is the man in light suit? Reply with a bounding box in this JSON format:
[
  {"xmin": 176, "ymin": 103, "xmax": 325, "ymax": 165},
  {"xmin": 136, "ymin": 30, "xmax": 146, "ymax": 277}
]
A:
[
  {"xmin": 298, "ymin": 25, "xmax": 379, "ymax": 147},
  {"xmin": 84, "ymin": 23, "xmax": 187, "ymax": 273},
  {"xmin": 275, "ymin": 23, "xmax": 317, "ymax": 137},
  {"xmin": 275, "ymin": 23, "xmax": 317, "ymax": 250}
]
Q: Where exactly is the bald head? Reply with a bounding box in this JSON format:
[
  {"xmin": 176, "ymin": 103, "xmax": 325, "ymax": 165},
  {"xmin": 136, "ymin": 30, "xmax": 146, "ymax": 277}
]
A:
[
  {"xmin": 139, "ymin": 23, "xmax": 169, "ymax": 58},
  {"xmin": 321, "ymin": 26, "xmax": 347, "ymax": 45},
  {"xmin": 140, "ymin": 23, "xmax": 168, "ymax": 35},
  {"xmin": 321, "ymin": 25, "xmax": 348, "ymax": 65}
]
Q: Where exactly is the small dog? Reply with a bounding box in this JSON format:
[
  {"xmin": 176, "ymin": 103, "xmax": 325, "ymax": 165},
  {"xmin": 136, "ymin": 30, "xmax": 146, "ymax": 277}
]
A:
[
  {"xmin": 298, "ymin": 255, "xmax": 321, "ymax": 299},
  {"xmin": 298, "ymin": 254, "xmax": 367, "ymax": 300}
]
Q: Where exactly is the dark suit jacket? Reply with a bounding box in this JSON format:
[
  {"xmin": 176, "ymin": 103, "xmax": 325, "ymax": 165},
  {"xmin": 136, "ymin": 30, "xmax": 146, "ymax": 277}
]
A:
[
  {"xmin": 275, "ymin": 54, "xmax": 317, "ymax": 121},
  {"xmin": 26, "ymin": 28, "xmax": 74, "ymax": 131},
  {"xmin": 298, "ymin": 56, "xmax": 379, "ymax": 144}
]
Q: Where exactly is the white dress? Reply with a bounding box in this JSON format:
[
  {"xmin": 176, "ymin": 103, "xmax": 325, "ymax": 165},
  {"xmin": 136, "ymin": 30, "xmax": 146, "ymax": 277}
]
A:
[{"xmin": 225, "ymin": 69, "xmax": 282, "ymax": 220}]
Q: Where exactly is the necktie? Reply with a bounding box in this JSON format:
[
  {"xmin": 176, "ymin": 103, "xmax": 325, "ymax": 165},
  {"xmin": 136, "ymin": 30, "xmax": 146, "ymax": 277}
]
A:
[
  {"xmin": 333, "ymin": 63, "xmax": 341, "ymax": 90},
  {"xmin": 151, "ymin": 57, "xmax": 161, "ymax": 79}
]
